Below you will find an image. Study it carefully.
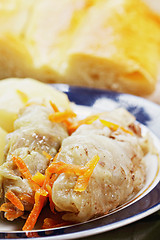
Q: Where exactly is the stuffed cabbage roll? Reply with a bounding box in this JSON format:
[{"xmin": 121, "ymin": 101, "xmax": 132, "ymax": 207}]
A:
[
  {"xmin": 51, "ymin": 108, "xmax": 151, "ymax": 222},
  {"xmin": 0, "ymin": 104, "xmax": 68, "ymax": 220}
]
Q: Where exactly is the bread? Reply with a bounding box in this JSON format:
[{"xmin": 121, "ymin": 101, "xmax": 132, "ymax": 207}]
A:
[
  {"xmin": 66, "ymin": 0, "xmax": 160, "ymax": 95},
  {"xmin": 0, "ymin": 0, "xmax": 159, "ymax": 96},
  {"xmin": 142, "ymin": 0, "xmax": 160, "ymax": 16}
]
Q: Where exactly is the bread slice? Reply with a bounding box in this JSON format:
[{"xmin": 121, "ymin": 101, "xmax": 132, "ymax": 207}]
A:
[
  {"xmin": 0, "ymin": 0, "xmax": 159, "ymax": 96},
  {"xmin": 24, "ymin": 0, "xmax": 97, "ymax": 82},
  {"xmin": 65, "ymin": 0, "xmax": 160, "ymax": 95},
  {"xmin": 0, "ymin": 0, "xmax": 33, "ymax": 35},
  {"xmin": 0, "ymin": 0, "xmax": 95, "ymax": 82}
]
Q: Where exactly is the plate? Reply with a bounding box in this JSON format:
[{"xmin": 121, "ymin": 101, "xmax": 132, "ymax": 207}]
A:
[{"xmin": 0, "ymin": 84, "xmax": 160, "ymax": 239}]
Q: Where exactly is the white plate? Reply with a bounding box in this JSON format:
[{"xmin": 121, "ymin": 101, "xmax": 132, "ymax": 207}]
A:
[{"xmin": 0, "ymin": 84, "xmax": 160, "ymax": 239}]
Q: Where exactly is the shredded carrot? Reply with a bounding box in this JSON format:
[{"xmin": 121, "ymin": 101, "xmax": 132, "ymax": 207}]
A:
[
  {"xmin": 49, "ymin": 103, "xmax": 76, "ymax": 131},
  {"xmin": 50, "ymin": 101, "xmax": 59, "ymax": 112},
  {"xmin": 48, "ymin": 174, "xmax": 57, "ymax": 187},
  {"xmin": 26, "ymin": 232, "xmax": 40, "ymax": 238},
  {"xmin": 42, "ymin": 217, "xmax": 71, "ymax": 229},
  {"xmin": 5, "ymin": 208, "xmax": 23, "ymax": 220},
  {"xmin": 25, "ymin": 154, "xmax": 58, "ymax": 230},
  {"xmin": 0, "ymin": 202, "xmax": 23, "ymax": 220},
  {"xmin": 5, "ymin": 190, "xmax": 24, "ymax": 211},
  {"xmin": 47, "ymin": 161, "xmax": 87, "ymax": 176},
  {"xmin": 0, "ymin": 202, "xmax": 14, "ymax": 211},
  {"xmin": 16, "ymin": 89, "xmax": 28, "ymax": 104},
  {"xmin": 22, "ymin": 158, "xmax": 58, "ymax": 230},
  {"xmin": 32, "ymin": 172, "xmax": 45, "ymax": 187},
  {"xmin": 12, "ymin": 155, "xmax": 48, "ymax": 197},
  {"xmin": 24, "ymin": 157, "xmax": 58, "ymax": 228},
  {"xmin": 46, "ymin": 184, "xmax": 55, "ymax": 213},
  {"xmin": 42, "ymin": 148, "xmax": 62, "ymax": 189},
  {"xmin": 12, "ymin": 155, "xmax": 32, "ymax": 179},
  {"xmin": 68, "ymin": 114, "xmax": 99, "ymax": 134},
  {"xmin": 74, "ymin": 155, "xmax": 100, "ymax": 192},
  {"xmin": 5, "ymin": 209, "xmax": 23, "ymax": 221},
  {"xmin": 49, "ymin": 110, "xmax": 77, "ymax": 123},
  {"xmin": 22, "ymin": 192, "xmax": 46, "ymax": 231},
  {"xmin": 19, "ymin": 193, "xmax": 35, "ymax": 205},
  {"xmin": 100, "ymin": 119, "xmax": 134, "ymax": 135},
  {"xmin": 42, "ymin": 218, "xmax": 57, "ymax": 229},
  {"xmin": 63, "ymin": 119, "xmax": 73, "ymax": 128},
  {"xmin": 42, "ymin": 159, "xmax": 58, "ymax": 191},
  {"xmin": 42, "ymin": 151, "xmax": 53, "ymax": 161}
]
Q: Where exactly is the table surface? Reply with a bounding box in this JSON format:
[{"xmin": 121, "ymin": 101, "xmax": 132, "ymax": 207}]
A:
[{"xmin": 78, "ymin": 212, "xmax": 160, "ymax": 240}]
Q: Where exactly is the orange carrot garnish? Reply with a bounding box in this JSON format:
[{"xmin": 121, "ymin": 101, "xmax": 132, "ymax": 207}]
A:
[
  {"xmin": 47, "ymin": 162, "xmax": 87, "ymax": 176},
  {"xmin": 74, "ymin": 155, "xmax": 100, "ymax": 192},
  {"xmin": 42, "ymin": 217, "xmax": 71, "ymax": 229},
  {"xmin": 50, "ymin": 101, "xmax": 59, "ymax": 112},
  {"xmin": 12, "ymin": 155, "xmax": 32, "ymax": 179},
  {"xmin": 42, "ymin": 151, "xmax": 53, "ymax": 161},
  {"xmin": 46, "ymin": 184, "xmax": 55, "ymax": 213},
  {"xmin": 26, "ymin": 232, "xmax": 40, "ymax": 238},
  {"xmin": 48, "ymin": 174, "xmax": 57, "ymax": 187},
  {"xmin": 100, "ymin": 119, "xmax": 134, "ymax": 135},
  {"xmin": 16, "ymin": 90, "xmax": 28, "ymax": 104},
  {"xmin": 42, "ymin": 164, "xmax": 56, "ymax": 191},
  {"xmin": 0, "ymin": 202, "xmax": 14, "ymax": 211},
  {"xmin": 5, "ymin": 209, "xmax": 23, "ymax": 221},
  {"xmin": 0, "ymin": 202, "xmax": 23, "ymax": 221},
  {"xmin": 5, "ymin": 190, "xmax": 24, "ymax": 211},
  {"xmin": 22, "ymin": 192, "xmax": 46, "ymax": 231},
  {"xmin": 32, "ymin": 172, "xmax": 45, "ymax": 187},
  {"xmin": 49, "ymin": 110, "xmax": 77, "ymax": 123},
  {"xmin": 23, "ymin": 154, "xmax": 59, "ymax": 230},
  {"xmin": 22, "ymin": 158, "xmax": 58, "ymax": 230},
  {"xmin": 19, "ymin": 193, "xmax": 35, "ymax": 205},
  {"xmin": 42, "ymin": 218, "xmax": 57, "ymax": 229},
  {"xmin": 68, "ymin": 114, "xmax": 99, "ymax": 134},
  {"xmin": 49, "ymin": 103, "xmax": 76, "ymax": 131},
  {"xmin": 63, "ymin": 119, "xmax": 73, "ymax": 128},
  {"xmin": 12, "ymin": 155, "xmax": 48, "ymax": 197},
  {"xmin": 42, "ymin": 148, "xmax": 62, "ymax": 189}
]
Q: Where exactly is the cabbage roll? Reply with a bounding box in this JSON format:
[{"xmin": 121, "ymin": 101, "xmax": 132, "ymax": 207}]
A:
[
  {"xmin": 0, "ymin": 104, "xmax": 68, "ymax": 220},
  {"xmin": 52, "ymin": 108, "xmax": 150, "ymax": 222}
]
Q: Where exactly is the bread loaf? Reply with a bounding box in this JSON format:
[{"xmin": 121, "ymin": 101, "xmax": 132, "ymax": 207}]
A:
[{"xmin": 0, "ymin": 0, "xmax": 159, "ymax": 96}]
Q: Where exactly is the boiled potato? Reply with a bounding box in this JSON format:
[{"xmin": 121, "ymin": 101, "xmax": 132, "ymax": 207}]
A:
[
  {"xmin": 0, "ymin": 126, "xmax": 7, "ymax": 197},
  {"xmin": 0, "ymin": 78, "xmax": 70, "ymax": 132},
  {"xmin": 0, "ymin": 110, "xmax": 17, "ymax": 133},
  {"xmin": 0, "ymin": 127, "xmax": 7, "ymax": 165}
]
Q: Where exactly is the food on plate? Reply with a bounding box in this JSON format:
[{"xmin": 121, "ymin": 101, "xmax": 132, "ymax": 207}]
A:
[
  {"xmin": 51, "ymin": 108, "xmax": 151, "ymax": 222},
  {"xmin": 0, "ymin": 127, "xmax": 7, "ymax": 165},
  {"xmin": 0, "ymin": 0, "xmax": 159, "ymax": 96},
  {"xmin": 0, "ymin": 103, "xmax": 69, "ymax": 222},
  {"xmin": 0, "ymin": 78, "xmax": 70, "ymax": 132},
  {"xmin": 0, "ymin": 127, "xmax": 7, "ymax": 197},
  {"xmin": 0, "ymin": 92, "xmax": 155, "ymax": 231}
]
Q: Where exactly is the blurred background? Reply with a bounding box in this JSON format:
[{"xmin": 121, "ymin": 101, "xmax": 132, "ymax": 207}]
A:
[{"xmin": 0, "ymin": 0, "xmax": 159, "ymax": 102}]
